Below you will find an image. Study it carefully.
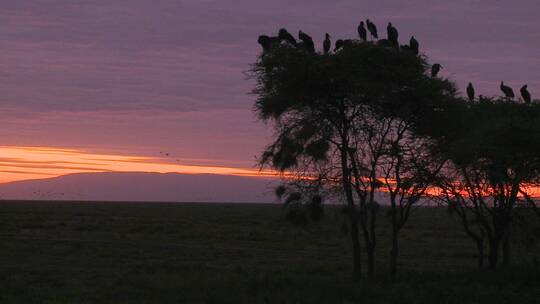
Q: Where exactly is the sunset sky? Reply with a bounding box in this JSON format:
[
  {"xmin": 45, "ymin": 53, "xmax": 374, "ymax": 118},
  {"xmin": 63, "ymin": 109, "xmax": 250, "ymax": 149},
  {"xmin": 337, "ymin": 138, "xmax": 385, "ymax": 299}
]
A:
[{"xmin": 0, "ymin": 0, "xmax": 539, "ymax": 184}]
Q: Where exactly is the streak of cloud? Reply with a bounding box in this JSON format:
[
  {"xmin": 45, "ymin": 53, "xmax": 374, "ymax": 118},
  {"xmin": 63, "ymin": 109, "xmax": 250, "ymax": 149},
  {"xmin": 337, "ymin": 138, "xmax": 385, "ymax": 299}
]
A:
[{"xmin": 0, "ymin": 146, "xmax": 275, "ymax": 183}]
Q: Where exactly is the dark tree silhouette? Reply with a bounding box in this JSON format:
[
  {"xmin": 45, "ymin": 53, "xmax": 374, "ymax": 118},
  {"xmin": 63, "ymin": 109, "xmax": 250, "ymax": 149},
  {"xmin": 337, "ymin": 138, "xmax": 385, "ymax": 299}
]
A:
[
  {"xmin": 251, "ymin": 23, "xmax": 455, "ymax": 280},
  {"xmin": 379, "ymin": 122, "xmax": 445, "ymax": 278},
  {"xmin": 429, "ymin": 98, "xmax": 540, "ymax": 270}
]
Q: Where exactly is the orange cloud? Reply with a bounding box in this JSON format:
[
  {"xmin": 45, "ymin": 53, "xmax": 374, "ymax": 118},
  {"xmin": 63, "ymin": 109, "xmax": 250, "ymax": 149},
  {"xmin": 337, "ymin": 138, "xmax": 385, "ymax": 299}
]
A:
[{"xmin": 0, "ymin": 146, "xmax": 276, "ymax": 183}]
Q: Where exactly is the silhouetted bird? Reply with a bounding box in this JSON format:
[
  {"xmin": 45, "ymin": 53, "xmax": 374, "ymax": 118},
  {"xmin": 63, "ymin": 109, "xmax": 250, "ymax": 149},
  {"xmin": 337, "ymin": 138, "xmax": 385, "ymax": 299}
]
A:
[
  {"xmin": 520, "ymin": 85, "xmax": 531, "ymax": 104},
  {"xmin": 357, "ymin": 21, "xmax": 367, "ymax": 42},
  {"xmin": 334, "ymin": 39, "xmax": 344, "ymax": 51},
  {"xmin": 431, "ymin": 64, "xmax": 442, "ymax": 77},
  {"xmin": 257, "ymin": 35, "xmax": 279, "ymax": 53},
  {"xmin": 500, "ymin": 81, "xmax": 515, "ymax": 99},
  {"xmin": 387, "ymin": 22, "xmax": 398, "ymax": 46},
  {"xmin": 366, "ymin": 19, "xmax": 378, "ymax": 40},
  {"xmin": 323, "ymin": 33, "xmax": 331, "ymax": 54},
  {"xmin": 466, "ymin": 83, "xmax": 475, "ymax": 102},
  {"xmin": 257, "ymin": 35, "xmax": 271, "ymax": 52},
  {"xmin": 298, "ymin": 30, "xmax": 315, "ymax": 52},
  {"xmin": 409, "ymin": 36, "xmax": 419, "ymax": 54},
  {"xmin": 278, "ymin": 28, "xmax": 297, "ymax": 46}
]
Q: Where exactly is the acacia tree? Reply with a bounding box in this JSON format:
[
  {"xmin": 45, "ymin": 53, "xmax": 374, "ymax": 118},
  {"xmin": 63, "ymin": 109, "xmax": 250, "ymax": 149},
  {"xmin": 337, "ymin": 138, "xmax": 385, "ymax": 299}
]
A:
[
  {"xmin": 251, "ymin": 25, "xmax": 455, "ymax": 280},
  {"xmin": 377, "ymin": 119, "xmax": 446, "ymax": 278},
  {"xmin": 432, "ymin": 98, "xmax": 540, "ymax": 269},
  {"xmin": 346, "ymin": 108, "xmax": 449, "ymax": 279}
]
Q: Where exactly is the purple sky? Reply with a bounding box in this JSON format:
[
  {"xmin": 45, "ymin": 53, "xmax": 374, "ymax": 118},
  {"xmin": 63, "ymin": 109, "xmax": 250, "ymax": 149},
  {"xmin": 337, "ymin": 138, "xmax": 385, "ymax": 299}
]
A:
[{"xmin": 0, "ymin": 0, "xmax": 539, "ymax": 169}]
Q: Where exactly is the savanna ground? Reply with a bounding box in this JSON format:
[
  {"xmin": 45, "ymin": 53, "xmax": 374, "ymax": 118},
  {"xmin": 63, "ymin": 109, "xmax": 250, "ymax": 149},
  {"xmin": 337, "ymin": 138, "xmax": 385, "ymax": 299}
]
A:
[{"xmin": 0, "ymin": 201, "xmax": 537, "ymax": 304}]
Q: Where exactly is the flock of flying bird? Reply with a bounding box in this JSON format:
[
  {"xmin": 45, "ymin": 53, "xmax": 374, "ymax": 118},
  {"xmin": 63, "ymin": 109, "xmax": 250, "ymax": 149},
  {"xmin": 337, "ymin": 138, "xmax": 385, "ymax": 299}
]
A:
[{"xmin": 258, "ymin": 19, "xmax": 534, "ymax": 104}]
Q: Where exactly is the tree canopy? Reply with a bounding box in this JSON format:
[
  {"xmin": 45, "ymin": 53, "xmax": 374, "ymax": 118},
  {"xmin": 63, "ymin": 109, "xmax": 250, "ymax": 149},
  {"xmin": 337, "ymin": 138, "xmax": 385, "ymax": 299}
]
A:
[{"xmin": 251, "ymin": 37, "xmax": 457, "ymax": 173}]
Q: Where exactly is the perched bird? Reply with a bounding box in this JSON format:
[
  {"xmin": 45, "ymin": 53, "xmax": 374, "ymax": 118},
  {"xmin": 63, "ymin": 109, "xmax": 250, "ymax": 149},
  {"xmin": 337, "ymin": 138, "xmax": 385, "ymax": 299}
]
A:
[
  {"xmin": 431, "ymin": 64, "xmax": 442, "ymax": 77},
  {"xmin": 334, "ymin": 39, "xmax": 344, "ymax": 51},
  {"xmin": 357, "ymin": 21, "xmax": 367, "ymax": 42},
  {"xmin": 466, "ymin": 83, "xmax": 475, "ymax": 102},
  {"xmin": 257, "ymin": 35, "xmax": 272, "ymax": 52},
  {"xmin": 298, "ymin": 30, "xmax": 315, "ymax": 52},
  {"xmin": 323, "ymin": 33, "xmax": 331, "ymax": 54},
  {"xmin": 520, "ymin": 85, "xmax": 531, "ymax": 104},
  {"xmin": 278, "ymin": 28, "xmax": 297, "ymax": 46},
  {"xmin": 366, "ymin": 19, "xmax": 378, "ymax": 40},
  {"xmin": 387, "ymin": 22, "xmax": 399, "ymax": 46},
  {"xmin": 409, "ymin": 36, "xmax": 419, "ymax": 55},
  {"xmin": 257, "ymin": 35, "xmax": 280, "ymax": 53},
  {"xmin": 500, "ymin": 81, "xmax": 515, "ymax": 99}
]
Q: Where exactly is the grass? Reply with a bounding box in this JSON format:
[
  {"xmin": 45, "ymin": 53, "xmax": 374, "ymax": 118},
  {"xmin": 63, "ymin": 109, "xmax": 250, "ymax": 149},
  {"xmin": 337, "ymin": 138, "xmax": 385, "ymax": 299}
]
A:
[{"xmin": 0, "ymin": 201, "xmax": 537, "ymax": 303}]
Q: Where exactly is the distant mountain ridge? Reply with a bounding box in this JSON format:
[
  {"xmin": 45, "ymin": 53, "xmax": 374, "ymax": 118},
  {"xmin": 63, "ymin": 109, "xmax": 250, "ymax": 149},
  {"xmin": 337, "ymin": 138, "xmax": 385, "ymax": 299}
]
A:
[{"xmin": 0, "ymin": 172, "xmax": 278, "ymax": 203}]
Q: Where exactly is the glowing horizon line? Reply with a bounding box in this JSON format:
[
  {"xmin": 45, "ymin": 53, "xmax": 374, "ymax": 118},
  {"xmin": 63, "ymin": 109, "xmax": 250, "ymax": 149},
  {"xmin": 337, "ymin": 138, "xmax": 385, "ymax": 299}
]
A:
[{"xmin": 0, "ymin": 145, "xmax": 279, "ymax": 184}]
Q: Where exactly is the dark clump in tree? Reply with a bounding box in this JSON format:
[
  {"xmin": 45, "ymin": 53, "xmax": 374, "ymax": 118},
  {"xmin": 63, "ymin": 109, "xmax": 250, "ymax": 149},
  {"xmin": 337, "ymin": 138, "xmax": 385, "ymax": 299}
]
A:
[{"xmin": 275, "ymin": 184, "xmax": 325, "ymax": 225}]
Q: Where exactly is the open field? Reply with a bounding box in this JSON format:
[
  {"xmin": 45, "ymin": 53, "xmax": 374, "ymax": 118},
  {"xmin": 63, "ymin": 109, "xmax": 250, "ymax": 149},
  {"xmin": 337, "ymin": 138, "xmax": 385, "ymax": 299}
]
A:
[{"xmin": 0, "ymin": 201, "xmax": 537, "ymax": 304}]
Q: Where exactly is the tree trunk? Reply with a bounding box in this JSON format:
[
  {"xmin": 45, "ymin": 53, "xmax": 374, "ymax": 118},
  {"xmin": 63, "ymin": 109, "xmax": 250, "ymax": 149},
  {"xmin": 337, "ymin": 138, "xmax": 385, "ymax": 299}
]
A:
[
  {"xmin": 390, "ymin": 229, "xmax": 399, "ymax": 279},
  {"xmin": 488, "ymin": 237, "xmax": 500, "ymax": 270},
  {"xmin": 340, "ymin": 142, "xmax": 362, "ymax": 281},
  {"xmin": 476, "ymin": 239, "xmax": 484, "ymax": 269},
  {"xmin": 366, "ymin": 245, "xmax": 375, "ymax": 279},
  {"xmin": 389, "ymin": 197, "xmax": 398, "ymax": 279},
  {"xmin": 502, "ymin": 229, "xmax": 511, "ymax": 267},
  {"xmin": 349, "ymin": 214, "xmax": 362, "ymax": 281}
]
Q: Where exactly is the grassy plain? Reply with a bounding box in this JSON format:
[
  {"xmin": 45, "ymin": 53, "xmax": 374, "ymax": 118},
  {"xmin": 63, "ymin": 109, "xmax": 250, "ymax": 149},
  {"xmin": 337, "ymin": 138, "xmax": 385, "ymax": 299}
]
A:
[{"xmin": 0, "ymin": 201, "xmax": 537, "ymax": 303}]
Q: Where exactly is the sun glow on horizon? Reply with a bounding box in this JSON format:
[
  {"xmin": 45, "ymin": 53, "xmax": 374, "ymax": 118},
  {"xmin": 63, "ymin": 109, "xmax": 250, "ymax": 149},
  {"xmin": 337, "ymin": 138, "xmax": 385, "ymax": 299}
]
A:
[{"xmin": 0, "ymin": 146, "xmax": 276, "ymax": 184}]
